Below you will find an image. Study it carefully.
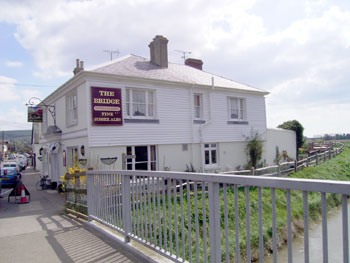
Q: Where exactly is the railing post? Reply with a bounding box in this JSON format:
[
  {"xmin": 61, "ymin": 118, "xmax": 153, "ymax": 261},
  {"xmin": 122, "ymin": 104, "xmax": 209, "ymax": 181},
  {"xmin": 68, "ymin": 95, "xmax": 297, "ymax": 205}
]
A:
[
  {"xmin": 87, "ymin": 172, "xmax": 92, "ymax": 222},
  {"xmin": 252, "ymin": 167, "xmax": 255, "ymax": 176},
  {"xmin": 278, "ymin": 164, "xmax": 281, "ymax": 176},
  {"xmin": 294, "ymin": 160, "xmax": 297, "ymax": 172},
  {"xmin": 208, "ymin": 182, "xmax": 221, "ymax": 263},
  {"xmin": 316, "ymin": 153, "xmax": 318, "ymax": 166},
  {"xmin": 122, "ymin": 174, "xmax": 132, "ymax": 243}
]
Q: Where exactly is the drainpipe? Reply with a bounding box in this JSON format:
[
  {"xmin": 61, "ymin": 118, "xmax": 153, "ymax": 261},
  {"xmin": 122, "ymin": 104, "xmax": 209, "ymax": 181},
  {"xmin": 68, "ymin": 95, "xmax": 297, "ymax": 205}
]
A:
[
  {"xmin": 199, "ymin": 77, "xmax": 214, "ymax": 172},
  {"xmin": 190, "ymin": 85, "xmax": 195, "ymax": 168}
]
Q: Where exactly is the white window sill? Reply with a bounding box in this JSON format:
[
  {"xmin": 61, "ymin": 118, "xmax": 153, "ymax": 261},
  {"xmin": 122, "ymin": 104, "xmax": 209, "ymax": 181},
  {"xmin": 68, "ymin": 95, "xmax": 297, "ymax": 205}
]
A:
[{"xmin": 204, "ymin": 164, "xmax": 219, "ymax": 171}]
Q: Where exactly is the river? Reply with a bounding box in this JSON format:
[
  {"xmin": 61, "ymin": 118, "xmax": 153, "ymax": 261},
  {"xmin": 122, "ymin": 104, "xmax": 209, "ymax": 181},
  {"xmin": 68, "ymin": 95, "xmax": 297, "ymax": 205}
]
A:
[{"xmin": 265, "ymin": 201, "xmax": 350, "ymax": 263}]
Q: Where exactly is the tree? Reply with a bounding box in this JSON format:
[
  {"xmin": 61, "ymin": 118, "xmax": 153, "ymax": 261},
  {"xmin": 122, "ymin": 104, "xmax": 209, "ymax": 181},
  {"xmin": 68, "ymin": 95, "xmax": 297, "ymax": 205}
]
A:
[
  {"xmin": 245, "ymin": 130, "xmax": 264, "ymax": 169},
  {"xmin": 278, "ymin": 120, "xmax": 304, "ymax": 158}
]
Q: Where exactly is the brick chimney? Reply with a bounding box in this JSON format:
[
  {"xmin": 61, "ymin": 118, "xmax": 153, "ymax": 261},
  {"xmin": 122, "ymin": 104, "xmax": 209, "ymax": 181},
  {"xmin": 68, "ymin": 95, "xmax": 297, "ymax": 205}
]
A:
[
  {"xmin": 73, "ymin": 58, "xmax": 84, "ymax": 75},
  {"xmin": 149, "ymin": 35, "xmax": 168, "ymax": 68},
  {"xmin": 185, "ymin": 58, "xmax": 203, "ymax": 70}
]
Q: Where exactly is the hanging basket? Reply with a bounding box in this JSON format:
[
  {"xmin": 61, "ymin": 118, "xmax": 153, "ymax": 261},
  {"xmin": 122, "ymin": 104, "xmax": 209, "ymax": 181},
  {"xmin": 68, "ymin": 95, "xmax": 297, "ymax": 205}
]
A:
[
  {"xmin": 100, "ymin": 157, "xmax": 118, "ymax": 165},
  {"xmin": 78, "ymin": 159, "xmax": 87, "ymax": 166}
]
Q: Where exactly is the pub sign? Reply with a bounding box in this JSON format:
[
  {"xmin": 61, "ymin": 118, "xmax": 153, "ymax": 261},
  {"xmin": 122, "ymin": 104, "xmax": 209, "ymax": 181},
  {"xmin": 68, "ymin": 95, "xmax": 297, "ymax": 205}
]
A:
[
  {"xmin": 91, "ymin": 86, "xmax": 123, "ymax": 126},
  {"xmin": 27, "ymin": 106, "xmax": 43, "ymax": 122}
]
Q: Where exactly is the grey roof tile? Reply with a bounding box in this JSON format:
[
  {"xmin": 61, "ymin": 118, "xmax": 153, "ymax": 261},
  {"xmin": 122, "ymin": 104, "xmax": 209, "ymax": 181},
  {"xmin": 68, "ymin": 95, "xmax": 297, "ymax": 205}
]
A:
[{"xmin": 89, "ymin": 54, "xmax": 267, "ymax": 94}]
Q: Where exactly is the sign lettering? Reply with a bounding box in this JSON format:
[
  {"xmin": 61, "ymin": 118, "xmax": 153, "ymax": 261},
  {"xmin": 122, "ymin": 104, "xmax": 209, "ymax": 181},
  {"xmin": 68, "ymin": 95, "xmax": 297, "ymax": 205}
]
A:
[{"xmin": 91, "ymin": 87, "xmax": 123, "ymax": 126}]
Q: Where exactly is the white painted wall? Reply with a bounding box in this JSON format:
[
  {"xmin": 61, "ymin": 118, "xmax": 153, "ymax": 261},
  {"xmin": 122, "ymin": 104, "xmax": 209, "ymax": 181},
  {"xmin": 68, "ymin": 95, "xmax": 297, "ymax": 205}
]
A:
[
  {"xmin": 87, "ymin": 78, "xmax": 267, "ymax": 147},
  {"xmin": 263, "ymin": 128, "xmax": 297, "ymax": 165}
]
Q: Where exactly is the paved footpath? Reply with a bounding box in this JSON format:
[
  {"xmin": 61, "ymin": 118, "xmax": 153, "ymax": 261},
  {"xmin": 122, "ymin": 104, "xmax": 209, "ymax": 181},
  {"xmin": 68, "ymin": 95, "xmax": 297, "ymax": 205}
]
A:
[{"xmin": 0, "ymin": 168, "xmax": 146, "ymax": 263}]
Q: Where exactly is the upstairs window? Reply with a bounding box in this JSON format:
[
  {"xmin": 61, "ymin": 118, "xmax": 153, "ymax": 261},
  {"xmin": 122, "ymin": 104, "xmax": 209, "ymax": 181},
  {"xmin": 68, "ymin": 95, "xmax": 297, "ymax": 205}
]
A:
[
  {"xmin": 126, "ymin": 89, "xmax": 155, "ymax": 118},
  {"xmin": 66, "ymin": 90, "xmax": 78, "ymax": 126},
  {"xmin": 194, "ymin": 93, "xmax": 203, "ymax": 119},
  {"xmin": 228, "ymin": 97, "xmax": 246, "ymax": 120}
]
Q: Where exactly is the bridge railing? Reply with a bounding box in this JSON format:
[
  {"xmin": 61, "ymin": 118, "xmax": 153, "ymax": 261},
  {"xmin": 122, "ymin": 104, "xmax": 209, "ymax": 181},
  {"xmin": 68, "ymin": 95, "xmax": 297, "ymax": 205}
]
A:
[{"xmin": 87, "ymin": 170, "xmax": 350, "ymax": 263}]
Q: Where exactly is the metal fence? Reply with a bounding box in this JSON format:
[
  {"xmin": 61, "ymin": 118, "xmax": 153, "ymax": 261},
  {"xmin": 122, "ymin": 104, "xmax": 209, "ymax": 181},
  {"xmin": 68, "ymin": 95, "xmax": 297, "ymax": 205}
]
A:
[{"xmin": 87, "ymin": 170, "xmax": 350, "ymax": 263}]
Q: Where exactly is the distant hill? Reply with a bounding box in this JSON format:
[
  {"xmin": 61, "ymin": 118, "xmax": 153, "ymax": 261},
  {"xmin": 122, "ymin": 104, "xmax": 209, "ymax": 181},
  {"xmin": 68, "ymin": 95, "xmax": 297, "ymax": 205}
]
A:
[
  {"xmin": 1, "ymin": 130, "xmax": 32, "ymax": 140},
  {"xmin": 1, "ymin": 130, "xmax": 32, "ymax": 153}
]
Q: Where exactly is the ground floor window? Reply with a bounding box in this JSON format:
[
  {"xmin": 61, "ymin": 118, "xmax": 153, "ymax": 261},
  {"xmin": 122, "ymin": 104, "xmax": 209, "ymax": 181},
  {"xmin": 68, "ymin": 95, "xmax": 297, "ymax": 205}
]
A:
[
  {"xmin": 126, "ymin": 145, "xmax": 157, "ymax": 171},
  {"xmin": 204, "ymin": 143, "xmax": 217, "ymax": 166}
]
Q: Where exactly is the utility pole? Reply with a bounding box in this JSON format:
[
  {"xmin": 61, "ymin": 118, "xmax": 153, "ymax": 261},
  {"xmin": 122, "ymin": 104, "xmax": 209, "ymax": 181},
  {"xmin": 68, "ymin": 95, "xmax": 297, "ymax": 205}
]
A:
[
  {"xmin": 1, "ymin": 131, "xmax": 4, "ymax": 159},
  {"xmin": 103, "ymin": 50, "xmax": 120, "ymax": 61}
]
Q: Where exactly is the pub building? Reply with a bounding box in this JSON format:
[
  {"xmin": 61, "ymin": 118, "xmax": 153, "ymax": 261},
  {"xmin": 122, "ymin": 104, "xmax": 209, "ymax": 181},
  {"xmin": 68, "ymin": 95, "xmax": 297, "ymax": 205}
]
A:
[{"xmin": 32, "ymin": 35, "xmax": 296, "ymax": 187}]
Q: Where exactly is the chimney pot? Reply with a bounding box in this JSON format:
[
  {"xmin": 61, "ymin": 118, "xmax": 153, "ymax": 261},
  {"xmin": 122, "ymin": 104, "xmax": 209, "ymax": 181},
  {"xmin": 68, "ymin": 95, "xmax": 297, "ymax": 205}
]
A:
[
  {"xmin": 185, "ymin": 58, "xmax": 203, "ymax": 70},
  {"xmin": 149, "ymin": 35, "xmax": 168, "ymax": 68},
  {"xmin": 73, "ymin": 58, "xmax": 83, "ymax": 75}
]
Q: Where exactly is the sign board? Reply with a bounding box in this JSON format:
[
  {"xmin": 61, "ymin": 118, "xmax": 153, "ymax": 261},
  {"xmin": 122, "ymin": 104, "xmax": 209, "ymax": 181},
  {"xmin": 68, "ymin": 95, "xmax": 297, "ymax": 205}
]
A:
[
  {"xmin": 27, "ymin": 106, "xmax": 43, "ymax": 122},
  {"xmin": 91, "ymin": 86, "xmax": 123, "ymax": 126}
]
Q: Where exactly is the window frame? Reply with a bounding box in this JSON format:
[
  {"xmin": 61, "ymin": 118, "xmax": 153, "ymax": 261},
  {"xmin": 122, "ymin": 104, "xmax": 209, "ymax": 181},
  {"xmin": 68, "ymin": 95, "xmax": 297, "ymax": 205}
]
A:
[
  {"xmin": 204, "ymin": 143, "xmax": 218, "ymax": 168},
  {"xmin": 126, "ymin": 88, "xmax": 156, "ymax": 119},
  {"xmin": 66, "ymin": 90, "xmax": 78, "ymax": 127},
  {"xmin": 126, "ymin": 145, "xmax": 157, "ymax": 171},
  {"xmin": 193, "ymin": 93, "xmax": 203, "ymax": 120},
  {"xmin": 228, "ymin": 97, "xmax": 246, "ymax": 121}
]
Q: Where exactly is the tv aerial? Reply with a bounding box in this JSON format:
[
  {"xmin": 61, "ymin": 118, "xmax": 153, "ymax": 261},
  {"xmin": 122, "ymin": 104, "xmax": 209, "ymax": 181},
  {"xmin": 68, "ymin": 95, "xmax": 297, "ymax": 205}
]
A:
[
  {"xmin": 175, "ymin": 50, "xmax": 191, "ymax": 63},
  {"xmin": 103, "ymin": 50, "xmax": 120, "ymax": 61}
]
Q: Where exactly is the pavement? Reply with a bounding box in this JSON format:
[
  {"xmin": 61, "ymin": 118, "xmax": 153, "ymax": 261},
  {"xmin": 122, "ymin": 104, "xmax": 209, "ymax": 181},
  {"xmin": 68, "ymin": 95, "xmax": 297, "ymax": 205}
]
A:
[{"xmin": 0, "ymin": 167, "xmax": 148, "ymax": 263}]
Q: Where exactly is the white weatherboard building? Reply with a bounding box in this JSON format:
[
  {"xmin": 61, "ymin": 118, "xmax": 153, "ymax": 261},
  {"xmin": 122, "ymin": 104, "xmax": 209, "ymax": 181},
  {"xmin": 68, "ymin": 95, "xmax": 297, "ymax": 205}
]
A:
[{"xmin": 32, "ymin": 35, "xmax": 296, "ymax": 186}]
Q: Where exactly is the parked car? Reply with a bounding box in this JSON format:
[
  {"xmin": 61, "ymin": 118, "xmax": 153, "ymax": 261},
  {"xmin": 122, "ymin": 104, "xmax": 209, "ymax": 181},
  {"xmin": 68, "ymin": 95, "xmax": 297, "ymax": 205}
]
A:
[
  {"xmin": 0, "ymin": 168, "xmax": 21, "ymax": 187},
  {"xmin": 1, "ymin": 161, "xmax": 20, "ymax": 172}
]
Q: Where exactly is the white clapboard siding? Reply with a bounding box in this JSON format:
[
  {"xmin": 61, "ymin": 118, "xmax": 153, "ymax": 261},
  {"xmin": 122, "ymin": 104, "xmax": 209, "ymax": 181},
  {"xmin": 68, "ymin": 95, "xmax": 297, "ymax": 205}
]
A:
[{"xmin": 88, "ymin": 82, "xmax": 267, "ymax": 147}]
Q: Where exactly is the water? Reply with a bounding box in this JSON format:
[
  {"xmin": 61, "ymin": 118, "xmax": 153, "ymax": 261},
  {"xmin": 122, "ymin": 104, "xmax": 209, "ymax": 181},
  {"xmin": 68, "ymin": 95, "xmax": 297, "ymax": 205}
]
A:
[{"xmin": 264, "ymin": 201, "xmax": 350, "ymax": 263}]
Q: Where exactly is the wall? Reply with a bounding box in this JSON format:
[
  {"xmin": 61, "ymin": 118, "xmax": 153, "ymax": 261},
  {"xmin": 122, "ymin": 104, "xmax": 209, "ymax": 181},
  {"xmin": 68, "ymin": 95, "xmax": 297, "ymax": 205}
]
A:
[
  {"xmin": 263, "ymin": 128, "xmax": 296, "ymax": 166},
  {"xmin": 87, "ymin": 77, "xmax": 268, "ymax": 147}
]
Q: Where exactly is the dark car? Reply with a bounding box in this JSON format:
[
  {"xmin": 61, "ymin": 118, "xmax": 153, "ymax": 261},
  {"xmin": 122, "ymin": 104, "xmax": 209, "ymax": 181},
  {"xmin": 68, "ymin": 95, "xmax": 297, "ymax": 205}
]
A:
[{"xmin": 0, "ymin": 168, "xmax": 21, "ymax": 188}]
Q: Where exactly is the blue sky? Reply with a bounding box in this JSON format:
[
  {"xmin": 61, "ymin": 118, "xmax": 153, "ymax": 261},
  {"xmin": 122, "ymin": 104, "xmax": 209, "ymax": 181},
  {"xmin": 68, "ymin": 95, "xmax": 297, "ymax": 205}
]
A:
[{"xmin": 0, "ymin": 0, "xmax": 349, "ymax": 137}]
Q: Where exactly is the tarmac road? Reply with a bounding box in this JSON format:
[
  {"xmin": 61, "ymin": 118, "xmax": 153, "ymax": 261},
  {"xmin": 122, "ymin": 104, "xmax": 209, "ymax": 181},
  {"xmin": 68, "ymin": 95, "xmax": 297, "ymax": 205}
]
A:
[{"xmin": 0, "ymin": 167, "xmax": 146, "ymax": 263}]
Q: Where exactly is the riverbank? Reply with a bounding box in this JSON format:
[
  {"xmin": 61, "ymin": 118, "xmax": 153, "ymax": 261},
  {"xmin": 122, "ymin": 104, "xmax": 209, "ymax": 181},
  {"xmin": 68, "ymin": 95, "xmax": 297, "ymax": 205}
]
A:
[{"xmin": 248, "ymin": 143, "xmax": 350, "ymax": 261}]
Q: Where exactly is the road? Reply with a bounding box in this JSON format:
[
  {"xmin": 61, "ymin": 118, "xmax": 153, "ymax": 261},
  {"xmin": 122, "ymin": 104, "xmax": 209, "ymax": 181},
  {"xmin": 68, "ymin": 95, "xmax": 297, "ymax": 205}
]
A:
[{"xmin": 0, "ymin": 167, "xmax": 147, "ymax": 263}]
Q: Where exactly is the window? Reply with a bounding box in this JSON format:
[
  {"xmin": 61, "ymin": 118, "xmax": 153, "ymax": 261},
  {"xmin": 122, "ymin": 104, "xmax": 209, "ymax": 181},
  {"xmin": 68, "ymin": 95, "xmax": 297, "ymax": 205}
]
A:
[
  {"xmin": 228, "ymin": 97, "xmax": 246, "ymax": 120},
  {"xmin": 126, "ymin": 89, "xmax": 155, "ymax": 118},
  {"xmin": 66, "ymin": 90, "xmax": 78, "ymax": 126},
  {"xmin": 204, "ymin": 143, "xmax": 217, "ymax": 166},
  {"xmin": 194, "ymin": 93, "xmax": 203, "ymax": 119},
  {"xmin": 126, "ymin": 145, "xmax": 157, "ymax": 171}
]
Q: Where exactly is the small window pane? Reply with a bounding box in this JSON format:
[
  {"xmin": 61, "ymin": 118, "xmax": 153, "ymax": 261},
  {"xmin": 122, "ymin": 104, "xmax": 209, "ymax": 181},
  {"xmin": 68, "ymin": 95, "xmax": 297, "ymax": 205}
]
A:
[
  {"xmin": 133, "ymin": 103, "xmax": 146, "ymax": 116},
  {"xmin": 205, "ymin": 144, "xmax": 209, "ymax": 148},
  {"xmin": 205, "ymin": 150, "xmax": 210, "ymax": 165},
  {"xmin": 133, "ymin": 90, "xmax": 146, "ymax": 103},
  {"xmin": 211, "ymin": 150, "xmax": 217, "ymax": 164},
  {"xmin": 211, "ymin": 143, "xmax": 216, "ymax": 148}
]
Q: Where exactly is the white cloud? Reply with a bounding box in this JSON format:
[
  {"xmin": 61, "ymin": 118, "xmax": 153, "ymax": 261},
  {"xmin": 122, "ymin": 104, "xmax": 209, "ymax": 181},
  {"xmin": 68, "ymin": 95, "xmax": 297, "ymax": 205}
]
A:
[
  {"xmin": 0, "ymin": 76, "xmax": 21, "ymax": 101},
  {"xmin": 5, "ymin": 61, "xmax": 23, "ymax": 67},
  {"xmin": 0, "ymin": 0, "xmax": 349, "ymax": 136}
]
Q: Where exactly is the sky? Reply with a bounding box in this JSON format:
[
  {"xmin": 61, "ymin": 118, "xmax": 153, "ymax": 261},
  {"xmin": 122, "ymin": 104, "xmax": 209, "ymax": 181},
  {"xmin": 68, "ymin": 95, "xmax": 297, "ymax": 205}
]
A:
[{"xmin": 0, "ymin": 0, "xmax": 349, "ymax": 138}]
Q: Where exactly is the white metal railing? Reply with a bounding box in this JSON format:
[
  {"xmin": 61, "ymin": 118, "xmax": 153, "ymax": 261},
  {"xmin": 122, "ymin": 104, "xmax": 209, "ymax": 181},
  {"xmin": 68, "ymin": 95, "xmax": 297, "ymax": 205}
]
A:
[{"xmin": 87, "ymin": 170, "xmax": 350, "ymax": 263}]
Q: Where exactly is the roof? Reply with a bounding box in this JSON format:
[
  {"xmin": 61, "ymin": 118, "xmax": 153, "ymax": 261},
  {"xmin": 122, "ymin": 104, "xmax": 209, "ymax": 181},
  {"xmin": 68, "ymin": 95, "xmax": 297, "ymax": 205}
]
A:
[{"xmin": 88, "ymin": 55, "xmax": 268, "ymax": 94}]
